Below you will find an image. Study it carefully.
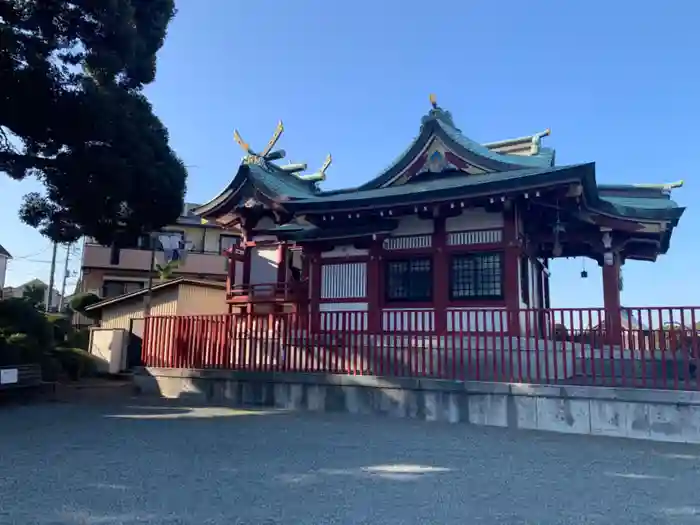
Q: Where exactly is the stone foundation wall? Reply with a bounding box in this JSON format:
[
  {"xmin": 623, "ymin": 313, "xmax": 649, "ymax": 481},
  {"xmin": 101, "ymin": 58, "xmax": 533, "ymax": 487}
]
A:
[{"xmin": 135, "ymin": 367, "xmax": 700, "ymax": 444}]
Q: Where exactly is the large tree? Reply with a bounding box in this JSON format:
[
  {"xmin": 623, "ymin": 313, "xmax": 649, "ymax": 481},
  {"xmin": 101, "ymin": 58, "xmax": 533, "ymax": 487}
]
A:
[{"xmin": 0, "ymin": 0, "xmax": 187, "ymax": 244}]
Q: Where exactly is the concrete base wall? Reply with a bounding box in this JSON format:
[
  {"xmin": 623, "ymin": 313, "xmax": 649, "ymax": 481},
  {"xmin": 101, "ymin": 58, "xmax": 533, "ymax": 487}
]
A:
[{"xmin": 135, "ymin": 367, "xmax": 700, "ymax": 444}]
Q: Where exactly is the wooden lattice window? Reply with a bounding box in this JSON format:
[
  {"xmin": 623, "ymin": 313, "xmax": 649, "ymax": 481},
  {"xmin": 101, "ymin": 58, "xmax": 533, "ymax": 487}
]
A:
[
  {"xmin": 385, "ymin": 258, "xmax": 433, "ymax": 302},
  {"xmin": 450, "ymin": 252, "xmax": 504, "ymax": 301}
]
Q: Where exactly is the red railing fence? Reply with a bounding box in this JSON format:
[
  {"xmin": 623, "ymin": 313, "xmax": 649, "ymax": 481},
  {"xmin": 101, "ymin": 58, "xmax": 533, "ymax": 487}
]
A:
[{"xmin": 140, "ymin": 307, "xmax": 700, "ymax": 391}]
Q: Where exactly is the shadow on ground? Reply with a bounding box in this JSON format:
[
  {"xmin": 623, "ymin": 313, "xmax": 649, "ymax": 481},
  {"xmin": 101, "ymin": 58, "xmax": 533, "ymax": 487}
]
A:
[{"xmin": 2, "ymin": 400, "xmax": 700, "ymax": 524}]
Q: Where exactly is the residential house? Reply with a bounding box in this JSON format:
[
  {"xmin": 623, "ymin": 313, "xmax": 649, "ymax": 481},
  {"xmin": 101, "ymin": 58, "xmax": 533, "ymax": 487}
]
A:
[
  {"xmin": 2, "ymin": 278, "xmax": 63, "ymax": 310},
  {"xmin": 79, "ymin": 203, "xmax": 239, "ymax": 299},
  {"xmin": 0, "ymin": 243, "xmax": 10, "ymax": 297}
]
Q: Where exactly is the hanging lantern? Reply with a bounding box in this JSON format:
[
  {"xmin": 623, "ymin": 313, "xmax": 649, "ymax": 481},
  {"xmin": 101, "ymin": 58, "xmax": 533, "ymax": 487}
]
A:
[{"xmin": 552, "ymin": 242, "xmax": 563, "ymax": 258}]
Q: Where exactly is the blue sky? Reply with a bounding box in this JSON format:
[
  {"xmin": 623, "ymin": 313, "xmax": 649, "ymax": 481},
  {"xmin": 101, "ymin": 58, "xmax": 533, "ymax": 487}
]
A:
[{"xmin": 2, "ymin": 0, "xmax": 698, "ymax": 307}]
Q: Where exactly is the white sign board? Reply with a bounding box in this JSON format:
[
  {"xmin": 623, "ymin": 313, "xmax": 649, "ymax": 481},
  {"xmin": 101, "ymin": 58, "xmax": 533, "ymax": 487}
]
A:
[{"xmin": 0, "ymin": 368, "xmax": 18, "ymax": 385}]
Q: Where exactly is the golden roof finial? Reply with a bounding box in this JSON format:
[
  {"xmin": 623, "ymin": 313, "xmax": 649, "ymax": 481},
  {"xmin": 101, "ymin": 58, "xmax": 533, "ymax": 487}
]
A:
[{"xmin": 429, "ymin": 93, "xmax": 438, "ymax": 109}]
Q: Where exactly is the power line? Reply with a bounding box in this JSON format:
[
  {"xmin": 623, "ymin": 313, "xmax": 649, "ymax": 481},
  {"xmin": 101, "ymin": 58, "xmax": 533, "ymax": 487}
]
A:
[
  {"xmin": 11, "ymin": 258, "xmax": 54, "ymax": 264},
  {"xmin": 10, "ymin": 245, "xmax": 53, "ymax": 261}
]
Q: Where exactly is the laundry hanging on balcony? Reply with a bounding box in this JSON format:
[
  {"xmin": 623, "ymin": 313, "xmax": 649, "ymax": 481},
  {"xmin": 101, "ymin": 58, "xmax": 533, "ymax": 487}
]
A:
[{"xmin": 157, "ymin": 233, "xmax": 192, "ymax": 264}]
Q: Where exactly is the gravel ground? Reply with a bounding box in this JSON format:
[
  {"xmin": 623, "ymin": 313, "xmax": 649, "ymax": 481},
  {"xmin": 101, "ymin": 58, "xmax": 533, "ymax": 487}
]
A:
[{"xmin": 1, "ymin": 401, "xmax": 700, "ymax": 524}]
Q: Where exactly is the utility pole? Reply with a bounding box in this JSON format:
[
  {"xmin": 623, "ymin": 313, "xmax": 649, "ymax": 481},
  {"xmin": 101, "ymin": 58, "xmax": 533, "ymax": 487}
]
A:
[
  {"xmin": 58, "ymin": 243, "xmax": 71, "ymax": 311},
  {"xmin": 143, "ymin": 233, "xmax": 158, "ymax": 316},
  {"xmin": 46, "ymin": 242, "xmax": 58, "ymax": 312}
]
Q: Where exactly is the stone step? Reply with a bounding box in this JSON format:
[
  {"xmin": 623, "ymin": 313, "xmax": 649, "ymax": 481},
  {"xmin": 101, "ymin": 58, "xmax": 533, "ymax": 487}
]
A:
[{"xmin": 52, "ymin": 378, "xmax": 139, "ymax": 403}]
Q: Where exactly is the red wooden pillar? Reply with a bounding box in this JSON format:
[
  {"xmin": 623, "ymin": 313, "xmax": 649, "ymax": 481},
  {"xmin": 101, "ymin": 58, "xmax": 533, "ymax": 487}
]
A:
[
  {"xmin": 237, "ymin": 243, "xmax": 252, "ymax": 316},
  {"xmin": 503, "ymin": 207, "xmax": 521, "ymax": 336},
  {"xmin": 367, "ymin": 238, "xmax": 382, "ymax": 334},
  {"xmin": 308, "ymin": 249, "xmax": 321, "ymax": 333},
  {"xmin": 276, "ymin": 242, "xmax": 288, "ymax": 284},
  {"xmin": 242, "ymin": 243, "xmax": 252, "ymax": 286},
  {"xmin": 433, "ymin": 216, "xmax": 448, "ymax": 335},
  {"xmin": 225, "ymin": 250, "xmax": 236, "ymax": 291},
  {"xmin": 225, "ymin": 250, "xmax": 235, "ymax": 314},
  {"xmin": 602, "ymin": 253, "xmax": 622, "ymax": 346}
]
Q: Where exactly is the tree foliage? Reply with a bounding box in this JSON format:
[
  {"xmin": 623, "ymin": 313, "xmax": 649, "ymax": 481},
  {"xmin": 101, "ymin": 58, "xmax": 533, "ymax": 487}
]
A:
[
  {"xmin": 155, "ymin": 260, "xmax": 178, "ymax": 281},
  {"xmin": 0, "ymin": 0, "xmax": 187, "ymax": 244},
  {"xmin": 69, "ymin": 292, "xmax": 101, "ymax": 319},
  {"xmin": 22, "ymin": 282, "xmax": 46, "ymax": 308},
  {"xmin": 0, "ymin": 297, "xmax": 53, "ymax": 365}
]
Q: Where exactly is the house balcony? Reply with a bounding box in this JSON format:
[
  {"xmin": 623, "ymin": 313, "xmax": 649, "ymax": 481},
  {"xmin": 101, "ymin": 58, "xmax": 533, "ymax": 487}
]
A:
[
  {"xmin": 82, "ymin": 244, "xmax": 227, "ymax": 277},
  {"xmin": 226, "ymin": 281, "xmax": 309, "ymax": 305}
]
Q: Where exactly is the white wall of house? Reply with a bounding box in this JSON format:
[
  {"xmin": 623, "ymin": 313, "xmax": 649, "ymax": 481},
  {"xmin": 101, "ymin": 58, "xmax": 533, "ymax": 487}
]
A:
[{"xmin": 0, "ymin": 255, "xmax": 7, "ymax": 292}]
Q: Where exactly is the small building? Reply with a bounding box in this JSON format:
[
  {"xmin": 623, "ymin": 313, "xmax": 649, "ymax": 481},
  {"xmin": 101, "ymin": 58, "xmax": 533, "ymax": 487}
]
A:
[
  {"xmin": 192, "ymin": 96, "xmax": 685, "ymax": 345},
  {"xmin": 85, "ymin": 278, "xmax": 227, "ymax": 331}
]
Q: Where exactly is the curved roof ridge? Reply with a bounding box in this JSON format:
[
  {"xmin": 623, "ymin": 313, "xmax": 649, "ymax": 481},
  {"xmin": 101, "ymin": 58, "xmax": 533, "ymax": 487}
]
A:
[
  {"xmin": 483, "ymin": 130, "xmax": 550, "ymax": 148},
  {"xmin": 436, "ymin": 120, "xmax": 555, "ymax": 169},
  {"xmin": 358, "ymin": 105, "xmax": 556, "ymax": 190}
]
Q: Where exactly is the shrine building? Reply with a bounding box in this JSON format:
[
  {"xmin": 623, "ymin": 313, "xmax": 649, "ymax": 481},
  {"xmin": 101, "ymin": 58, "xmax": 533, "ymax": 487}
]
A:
[{"xmin": 193, "ymin": 96, "xmax": 685, "ymax": 341}]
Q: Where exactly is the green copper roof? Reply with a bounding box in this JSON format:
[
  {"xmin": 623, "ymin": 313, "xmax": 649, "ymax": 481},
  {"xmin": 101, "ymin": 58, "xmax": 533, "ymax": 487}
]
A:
[
  {"xmin": 283, "ymin": 164, "xmax": 589, "ymax": 212},
  {"xmin": 278, "ymin": 163, "xmax": 684, "ymax": 225},
  {"xmin": 601, "ymin": 196, "xmax": 679, "ymax": 211},
  {"xmin": 592, "ymin": 182, "xmax": 684, "ymax": 224},
  {"xmin": 194, "ymin": 103, "xmax": 683, "ymax": 231},
  {"xmin": 246, "ymin": 163, "xmax": 318, "ymax": 199},
  {"xmin": 193, "ymin": 162, "xmax": 318, "ymax": 217},
  {"xmin": 358, "ymin": 105, "xmax": 555, "ymax": 190}
]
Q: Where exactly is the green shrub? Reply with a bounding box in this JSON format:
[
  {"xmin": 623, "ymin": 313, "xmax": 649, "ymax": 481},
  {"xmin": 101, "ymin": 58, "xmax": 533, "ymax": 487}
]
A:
[
  {"xmin": 45, "ymin": 314, "xmax": 73, "ymax": 345},
  {"xmin": 51, "ymin": 347, "xmax": 100, "ymax": 381},
  {"xmin": 40, "ymin": 355, "xmax": 63, "ymax": 382},
  {"xmin": 67, "ymin": 328, "xmax": 91, "ymax": 350},
  {"xmin": 69, "ymin": 293, "xmax": 102, "ymax": 319},
  {"xmin": 0, "ymin": 298, "xmax": 53, "ymax": 365}
]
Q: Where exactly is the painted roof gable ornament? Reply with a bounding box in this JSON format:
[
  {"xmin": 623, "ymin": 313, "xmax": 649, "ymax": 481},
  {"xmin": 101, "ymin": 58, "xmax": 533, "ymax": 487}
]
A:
[
  {"xmin": 295, "ymin": 154, "xmax": 333, "ymax": 183},
  {"xmin": 530, "ymin": 128, "xmax": 551, "ymax": 155},
  {"xmin": 421, "ymin": 94, "xmax": 459, "ymax": 130},
  {"xmin": 233, "ymin": 122, "xmax": 332, "ymax": 184},
  {"xmin": 234, "ymin": 121, "xmax": 287, "ymax": 170}
]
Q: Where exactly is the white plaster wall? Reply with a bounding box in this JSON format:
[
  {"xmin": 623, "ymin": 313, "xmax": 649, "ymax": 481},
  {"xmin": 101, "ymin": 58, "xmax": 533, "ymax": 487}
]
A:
[
  {"xmin": 320, "ymin": 303, "xmax": 369, "ymax": 312},
  {"xmin": 250, "ymin": 246, "xmax": 278, "ymax": 285},
  {"xmin": 391, "ymin": 215, "xmax": 434, "ymax": 236},
  {"xmin": 517, "ymin": 257, "xmax": 541, "ymax": 335},
  {"xmin": 291, "ymin": 250, "xmax": 303, "ymax": 270},
  {"xmin": 234, "ymin": 261, "xmax": 243, "ymax": 286},
  {"xmin": 530, "ymin": 259, "xmax": 540, "ymax": 309},
  {"xmin": 446, "ymin": 208, "xmax": 503, "ymax": 232},
  {"xmin": 320, "ymin": 302, "xmax": 368, "ymax": 331},
  {"xmin": 382, "ymin": 308, "xmax": 435, "ymax": 332},
  {"xmin": 321, "ymin": 245, "xmax": 368, "ymax": 258}
]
